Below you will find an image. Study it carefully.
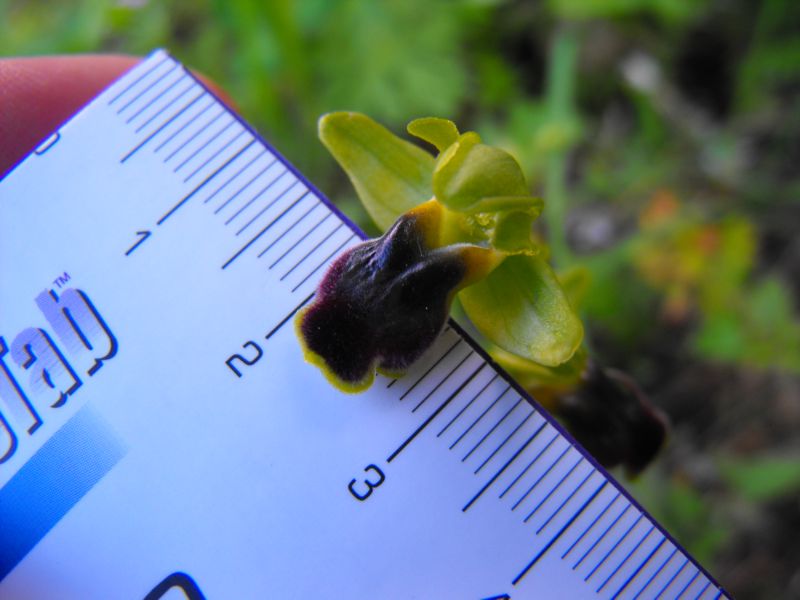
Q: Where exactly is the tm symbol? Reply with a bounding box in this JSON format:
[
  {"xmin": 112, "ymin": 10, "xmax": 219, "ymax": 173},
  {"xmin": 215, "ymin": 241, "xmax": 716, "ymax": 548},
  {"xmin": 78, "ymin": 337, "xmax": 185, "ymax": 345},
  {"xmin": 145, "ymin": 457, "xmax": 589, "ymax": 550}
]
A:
[{"xmin": 53, "ymin": 272, "xmax": 71, "ymax": 289}]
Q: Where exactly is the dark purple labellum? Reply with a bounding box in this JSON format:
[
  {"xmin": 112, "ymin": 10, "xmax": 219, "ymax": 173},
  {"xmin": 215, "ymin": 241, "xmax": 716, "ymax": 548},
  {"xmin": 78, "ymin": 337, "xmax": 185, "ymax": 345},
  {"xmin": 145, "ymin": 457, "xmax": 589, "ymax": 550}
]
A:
[
  {"xmin": 296, "ymin": 203, "xmax": 497, "ymax": 391},
  {"xmin": 557, "ymin": 361, "xmax": 669, "ymax": 476}
]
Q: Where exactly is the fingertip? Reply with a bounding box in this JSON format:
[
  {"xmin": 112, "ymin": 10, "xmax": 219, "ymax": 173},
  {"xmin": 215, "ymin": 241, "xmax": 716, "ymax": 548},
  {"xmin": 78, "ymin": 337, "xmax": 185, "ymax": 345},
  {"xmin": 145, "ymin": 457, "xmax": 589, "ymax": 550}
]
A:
[
  {"xmin": 0, "ymin": 55, "xmax": 139, "ymax": 176},
  {"xmin": 0, "ymin": 54, "xmax": 234, "ymax": 177}
]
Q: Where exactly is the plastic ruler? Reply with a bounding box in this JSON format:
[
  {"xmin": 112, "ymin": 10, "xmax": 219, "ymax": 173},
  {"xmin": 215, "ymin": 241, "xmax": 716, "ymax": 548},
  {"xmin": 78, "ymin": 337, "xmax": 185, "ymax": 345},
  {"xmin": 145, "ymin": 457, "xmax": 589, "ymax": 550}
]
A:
[{"xmin": 0, "ymin": 51, "xmax": 729, "ymax": 599}]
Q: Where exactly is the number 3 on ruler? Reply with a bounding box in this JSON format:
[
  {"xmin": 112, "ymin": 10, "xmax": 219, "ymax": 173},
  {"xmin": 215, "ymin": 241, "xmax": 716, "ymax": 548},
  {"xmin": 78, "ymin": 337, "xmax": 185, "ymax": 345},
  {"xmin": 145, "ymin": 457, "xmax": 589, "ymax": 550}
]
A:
[{"xmin": 348, "ymin": 464, "xmax": 385, "ymax": 502}]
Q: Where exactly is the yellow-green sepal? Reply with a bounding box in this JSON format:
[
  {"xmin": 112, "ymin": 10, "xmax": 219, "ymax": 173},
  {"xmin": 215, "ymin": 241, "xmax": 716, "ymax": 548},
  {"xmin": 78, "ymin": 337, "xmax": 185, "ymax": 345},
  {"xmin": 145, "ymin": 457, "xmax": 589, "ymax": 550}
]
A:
[
  {"xmin": 318, "ymin": 112, "xmax": 435, "ymax": 231},
  {"xmin": 464, "ymin": 195, "xmax": 544, "ymax": 216},
  {"xmin": 458, "ymin": 254, "xmax": 584, "ymax": 367},
  {"xmin": 407, "ymin": 117, "xmax": 460, "ymax": 152}
]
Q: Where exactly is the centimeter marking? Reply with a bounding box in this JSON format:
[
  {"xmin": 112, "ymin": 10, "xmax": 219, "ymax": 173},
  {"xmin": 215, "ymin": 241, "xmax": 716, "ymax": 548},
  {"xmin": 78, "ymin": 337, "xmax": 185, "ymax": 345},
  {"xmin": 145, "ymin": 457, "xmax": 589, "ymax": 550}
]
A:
[
  {"xmin": 106, "ymin": 51, "xmax": 728, "ymax": 599},
  {"xmin": 111, "ymin": 54, "xmax": 358, "ymax": 298}
]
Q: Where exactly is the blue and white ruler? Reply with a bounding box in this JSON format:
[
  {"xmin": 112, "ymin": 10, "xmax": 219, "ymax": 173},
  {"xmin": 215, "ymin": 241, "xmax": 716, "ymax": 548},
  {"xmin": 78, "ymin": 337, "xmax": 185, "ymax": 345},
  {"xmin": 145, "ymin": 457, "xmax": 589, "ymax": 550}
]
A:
[{"xmin": 0, "ymin": 51, "xmax": 729, "ymax": 599}]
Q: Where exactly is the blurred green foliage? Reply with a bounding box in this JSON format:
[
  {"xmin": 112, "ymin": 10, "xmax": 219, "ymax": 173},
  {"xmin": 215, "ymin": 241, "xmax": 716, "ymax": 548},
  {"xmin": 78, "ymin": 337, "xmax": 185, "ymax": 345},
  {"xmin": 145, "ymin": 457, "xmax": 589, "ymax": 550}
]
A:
[
  {"xmin": 720, "ymin": 454, "xmax": 800, "ymax": 503},
  {"xmin": 3, "ymin": 0, "xmax": 800, "ymax": 593},
  {"xmin": 630, "ymin": 469, "xmax": 729, "ymax": 567}
]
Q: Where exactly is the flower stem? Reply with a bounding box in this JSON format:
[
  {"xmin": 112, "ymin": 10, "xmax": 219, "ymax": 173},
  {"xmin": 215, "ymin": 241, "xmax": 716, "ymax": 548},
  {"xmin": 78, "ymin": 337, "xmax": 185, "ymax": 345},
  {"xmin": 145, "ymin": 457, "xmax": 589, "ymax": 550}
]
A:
[{"xmin": 543, "ymin": 25, "xmax": 580, "ymax": 267}]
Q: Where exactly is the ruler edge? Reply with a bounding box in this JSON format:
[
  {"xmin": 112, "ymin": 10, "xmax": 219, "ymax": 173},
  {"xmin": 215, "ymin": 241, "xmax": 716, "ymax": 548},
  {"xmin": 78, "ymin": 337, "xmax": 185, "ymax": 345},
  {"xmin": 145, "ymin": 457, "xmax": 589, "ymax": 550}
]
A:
[{"xmin": 0, "ymin": 48, "xmax": 730, "ymax": 598}]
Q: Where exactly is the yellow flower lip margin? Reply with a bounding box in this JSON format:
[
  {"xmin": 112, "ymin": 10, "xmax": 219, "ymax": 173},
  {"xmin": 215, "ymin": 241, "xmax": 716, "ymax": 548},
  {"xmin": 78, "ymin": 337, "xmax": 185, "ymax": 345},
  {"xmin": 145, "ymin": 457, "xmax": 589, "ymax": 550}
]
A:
[{"xmin": 294, "ymin": 307, "xmax": 376, "ymax": 393}]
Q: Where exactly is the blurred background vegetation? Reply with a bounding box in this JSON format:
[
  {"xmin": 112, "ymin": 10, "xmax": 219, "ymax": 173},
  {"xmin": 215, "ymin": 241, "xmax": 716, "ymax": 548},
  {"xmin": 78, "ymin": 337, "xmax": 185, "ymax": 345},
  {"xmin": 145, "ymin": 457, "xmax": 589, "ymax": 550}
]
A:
[{"xmin": 2, "ymin": 0, "xmax": 798, "ymax": 597}]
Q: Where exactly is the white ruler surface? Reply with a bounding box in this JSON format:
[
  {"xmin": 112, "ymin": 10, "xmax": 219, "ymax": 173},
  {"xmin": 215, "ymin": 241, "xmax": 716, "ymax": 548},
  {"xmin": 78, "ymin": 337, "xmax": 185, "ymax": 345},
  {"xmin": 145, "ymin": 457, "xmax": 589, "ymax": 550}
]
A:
[{"xmin": 0, "ymin": 51, "xmax": 728, "ymax": 599}]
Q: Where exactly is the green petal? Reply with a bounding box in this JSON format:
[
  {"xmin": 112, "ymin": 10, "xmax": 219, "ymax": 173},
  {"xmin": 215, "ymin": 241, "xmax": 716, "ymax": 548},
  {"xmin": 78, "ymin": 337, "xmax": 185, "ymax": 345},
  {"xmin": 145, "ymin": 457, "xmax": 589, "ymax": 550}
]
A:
[
  {"xmin": 319, "ymin": 112, "xmax": 435, "ymax": 231},
  {"xmin": 557, "ymin": 265, "xmax": 591, "ymax": 311},
  {"xmin": 491, "ymin": 206, "xmax": 541, "ymax": 254},
  {"xmin": 491, "ymin": 344, "xmax": 587, "ymax": 394},
  {"xmin": 433, "ymin": 133, "xmax": 530, "ymax": 212},
  {"xmin": 458, "ymin": 254, "xmax": 584, "ymax": 366},
  {"xmin": 407, "ymin": 117, "xmax": 460, "ymax": 153}
]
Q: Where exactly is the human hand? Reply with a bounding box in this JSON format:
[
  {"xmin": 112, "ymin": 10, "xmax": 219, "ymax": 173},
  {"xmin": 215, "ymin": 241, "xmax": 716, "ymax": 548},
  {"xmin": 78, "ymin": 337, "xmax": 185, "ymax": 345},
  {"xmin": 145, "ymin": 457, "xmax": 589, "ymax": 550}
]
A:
[{"xmin": 0, "ymin": 55, "xmax": 230, "ymax": 178}]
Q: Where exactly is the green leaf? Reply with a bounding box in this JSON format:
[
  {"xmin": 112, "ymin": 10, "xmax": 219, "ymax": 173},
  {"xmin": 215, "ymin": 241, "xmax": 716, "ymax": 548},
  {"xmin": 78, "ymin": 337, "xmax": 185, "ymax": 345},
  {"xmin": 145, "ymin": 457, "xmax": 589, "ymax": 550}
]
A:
[
  {"xmin": 694, "ymin": 313, "xmax": 746, "ymax": 363},
  {"xmin": 407, "ymin": 117, "xmax": 460, "ymax": 152},
  {"xmin": 720, "ymin": 455, "xmax": 800, "ymax": 502},
  {"xmin": 459, "ymin": 254, "xmax": 584, "ymax": 366},
  {"xmin": 318, "ymin": 112, "xmax": 435, "ymax": 231},
  {"xmin": 433, "ymin": 132, "xmax": 531, "ymax": 213}
]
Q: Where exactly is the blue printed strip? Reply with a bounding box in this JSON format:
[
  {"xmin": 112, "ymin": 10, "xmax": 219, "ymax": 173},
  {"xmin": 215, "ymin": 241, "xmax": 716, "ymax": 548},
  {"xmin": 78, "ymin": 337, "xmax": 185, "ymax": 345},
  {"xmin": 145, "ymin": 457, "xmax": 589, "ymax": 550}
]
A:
[{"xmin": 0, "ymin": 406, "xmax": 126, "ymax": 580}]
